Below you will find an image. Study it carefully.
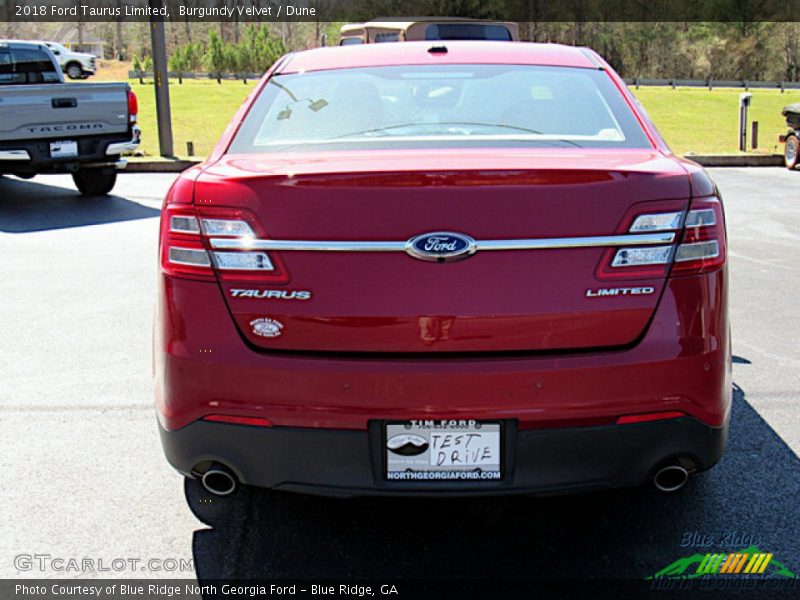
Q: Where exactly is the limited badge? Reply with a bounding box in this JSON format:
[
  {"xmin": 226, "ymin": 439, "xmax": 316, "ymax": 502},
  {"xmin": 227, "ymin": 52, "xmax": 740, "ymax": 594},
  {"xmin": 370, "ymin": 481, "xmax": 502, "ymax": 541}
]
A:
[{"xmin": 250, "ymin": 318, "xmax": 284, "ymax": 338}]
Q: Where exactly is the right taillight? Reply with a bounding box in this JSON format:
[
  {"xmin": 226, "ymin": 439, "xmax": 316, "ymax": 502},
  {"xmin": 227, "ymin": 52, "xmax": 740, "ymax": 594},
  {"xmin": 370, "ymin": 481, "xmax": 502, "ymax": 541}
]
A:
[
  {"xmin": 671, "ymin": 197, "xmax": 726, "ymax": 275},
  {"xmin": 160, "ymin": 204, "xmax": 289, "ymax": 283},
  {"xmin": 127, "ymin": 90, "xmax": 138, "ymax": 124},
  {"xmin": 597, "ymin": 197, "xmax": 726, "ymax": 279}
]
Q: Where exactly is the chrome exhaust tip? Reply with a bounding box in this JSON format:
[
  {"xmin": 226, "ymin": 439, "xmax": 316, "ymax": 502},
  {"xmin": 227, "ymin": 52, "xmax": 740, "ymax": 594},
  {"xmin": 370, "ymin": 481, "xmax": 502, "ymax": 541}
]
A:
[
  {"xmin": 653, "ymin": 464, "xmax": 690, "ymax": 492},
  {"xmin": 200, "ymin": 466, "xmax": 238, "ymax": 496}
]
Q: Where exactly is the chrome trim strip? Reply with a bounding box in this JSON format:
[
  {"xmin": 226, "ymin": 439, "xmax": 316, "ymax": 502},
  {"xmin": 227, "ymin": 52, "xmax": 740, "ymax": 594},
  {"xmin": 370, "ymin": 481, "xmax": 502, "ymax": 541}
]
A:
[
  {"xmin": 210, "ymin": 232, "xmax": 676, "ymax": 252},
  {"xmin": 213, "ymin": 239, "xmax": 408, "ymax": 252},
  {"xmin": 476, "ymin": 233, "xmax": 675, "ymax": 251},
  {"xmin": 579, "ymin": 48, "xmax": 604, "ymax": 69},
  {"xmin": 0, "ymin": 150, "xmax": 31, "ymax": 161}
]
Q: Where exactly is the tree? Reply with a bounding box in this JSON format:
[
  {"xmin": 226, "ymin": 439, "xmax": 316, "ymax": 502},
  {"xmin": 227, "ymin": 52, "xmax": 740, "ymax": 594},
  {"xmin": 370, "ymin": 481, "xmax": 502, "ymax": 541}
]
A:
[
  {"xmin": 204, "ymin": 30, "xmax": 226, "ymax": 84},
  {"xmin": 223, "ymin": 42, "xmax": 246, "ymax": 83},
  {"xmin": 184, "ymin": 42, "xmax": 204, "ymax": 72},
  {"xmin": 132, "ymin": 55, "xmax": 144, "ymax": 84},
  {"xmin": 168, "ymin": 47, "xmax": 189, "ymax": 84},
  {"xmin": 233, "ymin": 24, "xmax": 286, "ymax": 78}
]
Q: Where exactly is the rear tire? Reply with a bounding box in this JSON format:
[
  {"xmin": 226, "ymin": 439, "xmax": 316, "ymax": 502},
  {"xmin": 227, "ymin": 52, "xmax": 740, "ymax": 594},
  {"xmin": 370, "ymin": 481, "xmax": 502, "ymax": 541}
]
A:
[
  {"xmin": 72, "ymin": 168, "xmax": 117, "ymax": 196},
  {"xmin": 785, "ymin": 135, "xmax": 799, "ymax": 170},
  {"xmin": 65, "ymin": 63, "xmax": 83, "ymax": 79}
]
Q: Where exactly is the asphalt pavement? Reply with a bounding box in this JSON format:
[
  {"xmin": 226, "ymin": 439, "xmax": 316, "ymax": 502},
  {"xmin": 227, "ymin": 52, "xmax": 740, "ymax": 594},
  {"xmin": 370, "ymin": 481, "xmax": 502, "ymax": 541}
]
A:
[{"xmin": 1, "ymin": 168, "xmax": 798, "ymax": 585}]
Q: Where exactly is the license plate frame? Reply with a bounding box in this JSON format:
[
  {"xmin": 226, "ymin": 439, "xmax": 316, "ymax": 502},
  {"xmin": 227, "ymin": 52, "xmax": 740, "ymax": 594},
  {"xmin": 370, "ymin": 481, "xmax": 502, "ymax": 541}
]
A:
[
  {"xmin": 383, "ymin": 420, "xmax": 503, "ymax": 482},
  {"xmin": 50, "ymin": 140, "xmax": 78, "ymax": 158}
]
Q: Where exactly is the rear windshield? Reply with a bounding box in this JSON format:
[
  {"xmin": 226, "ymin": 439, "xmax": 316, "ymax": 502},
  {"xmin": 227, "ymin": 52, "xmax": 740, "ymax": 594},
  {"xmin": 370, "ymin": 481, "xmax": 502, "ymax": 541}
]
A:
[
  {"xmin": 229, "ymin": 64, "xmax": 652, "ymax": 154},
  {"xmin": 426, "ymin": 24, "xmax": 513, "ymax": 41},
  {"xmin": 0, "ymin": 47, "xmax": 60, "ymax": 84}
]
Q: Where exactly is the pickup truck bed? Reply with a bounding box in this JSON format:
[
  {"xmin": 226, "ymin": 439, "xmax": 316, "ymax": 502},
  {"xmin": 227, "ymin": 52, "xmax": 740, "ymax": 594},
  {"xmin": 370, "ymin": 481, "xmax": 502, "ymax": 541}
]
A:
[{"xmin": 0, "ymin": 40, "xmax": 139, "ymax": 195}]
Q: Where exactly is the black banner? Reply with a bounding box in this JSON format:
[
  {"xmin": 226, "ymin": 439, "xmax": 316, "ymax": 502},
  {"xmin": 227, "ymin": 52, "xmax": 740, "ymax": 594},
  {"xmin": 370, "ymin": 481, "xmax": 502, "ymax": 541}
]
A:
[
  {"xmin": 1, "ymin": 0, "xmax": 800, "ymax": 23},
  {"xmin": 4, "ymin": 578, "xmax": 800, "ymax": 600}
]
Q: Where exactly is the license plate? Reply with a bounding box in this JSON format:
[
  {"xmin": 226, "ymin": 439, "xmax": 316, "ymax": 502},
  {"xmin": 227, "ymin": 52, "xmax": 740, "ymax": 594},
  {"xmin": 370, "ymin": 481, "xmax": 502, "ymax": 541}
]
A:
[
  {"xmin": 50, "ymin": 140, "xmax": 78, "ymax": 158},
  {"xmin": 385, "ymin": 420, "xmax": 502, "ymax": 481}
]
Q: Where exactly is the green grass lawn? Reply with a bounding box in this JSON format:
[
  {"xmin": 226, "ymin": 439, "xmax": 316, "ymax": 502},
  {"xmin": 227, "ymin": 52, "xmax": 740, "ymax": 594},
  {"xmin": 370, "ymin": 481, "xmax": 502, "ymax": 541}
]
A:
[
  {"xmin": 632, "ymin": 86, "xmax": 799, "ymax": 155},
  {"xmin": 131, "ymin": 78, "xmax": 255, "ymax": 158},
  {"xmin": 130, "ymin": 79, "xmax": 800, "ymax": 158}
]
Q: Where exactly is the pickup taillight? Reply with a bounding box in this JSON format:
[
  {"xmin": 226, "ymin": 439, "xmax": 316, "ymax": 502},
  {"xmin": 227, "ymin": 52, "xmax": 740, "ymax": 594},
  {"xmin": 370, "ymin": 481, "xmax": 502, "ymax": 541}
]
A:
[
  {"xmin": 127, "ymin": 90, "xmax": 138, "ymax": 124},
  {"xmin": 160, "ymin": 204, "xmax": 289, "ymax": 283},
  {"xmin": 596, "ymin": 197, "xmax": 726, "ymax": 279}
]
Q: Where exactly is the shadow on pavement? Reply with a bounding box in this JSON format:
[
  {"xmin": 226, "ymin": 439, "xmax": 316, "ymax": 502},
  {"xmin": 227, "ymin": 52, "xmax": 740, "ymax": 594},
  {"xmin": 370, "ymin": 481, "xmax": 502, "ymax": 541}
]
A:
[
  {"xmin": 0, "ymin": 175, "xmax": 159, "ymax": 233},
  {"xmin": 187, "ymin": 383, "xmax": 800, "ymax": 581}
]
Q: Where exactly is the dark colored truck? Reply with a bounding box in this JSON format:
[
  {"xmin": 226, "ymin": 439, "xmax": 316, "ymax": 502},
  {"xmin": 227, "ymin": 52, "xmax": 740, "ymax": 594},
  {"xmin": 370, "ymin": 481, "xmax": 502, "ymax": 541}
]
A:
[
  {"xmin": 0, "ymin": 40, "xmax": 139, "ymax": 195},
  {"xmin": 782, "ymin": 104, "xmax": 799, "ymax": 170}
]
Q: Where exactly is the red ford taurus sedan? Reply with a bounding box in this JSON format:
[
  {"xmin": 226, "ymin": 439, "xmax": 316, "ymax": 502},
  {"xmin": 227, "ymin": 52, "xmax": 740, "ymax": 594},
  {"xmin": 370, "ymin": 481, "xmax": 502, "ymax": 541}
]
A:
[{"xmin": 155, "ymin": 42, "xmax": 730, "ymax": 497}]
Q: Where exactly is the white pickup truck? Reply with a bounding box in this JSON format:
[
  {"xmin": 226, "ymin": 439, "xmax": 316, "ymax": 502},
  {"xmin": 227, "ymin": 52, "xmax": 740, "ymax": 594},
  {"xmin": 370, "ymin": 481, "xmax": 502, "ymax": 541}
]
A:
[
  {"xmin": 0, "ymin": 40, "xmax": 139, "ymax": 195},
  {"xmin": 40, "ymin": 41, "xmax": 96, "ymax": 80}
]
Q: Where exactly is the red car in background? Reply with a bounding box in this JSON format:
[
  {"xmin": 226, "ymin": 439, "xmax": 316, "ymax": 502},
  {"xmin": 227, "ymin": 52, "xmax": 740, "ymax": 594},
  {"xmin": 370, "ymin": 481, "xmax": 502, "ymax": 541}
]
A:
[{"xmin": 155, "ymin": 42, "xmax": 730, "ymax": 498}]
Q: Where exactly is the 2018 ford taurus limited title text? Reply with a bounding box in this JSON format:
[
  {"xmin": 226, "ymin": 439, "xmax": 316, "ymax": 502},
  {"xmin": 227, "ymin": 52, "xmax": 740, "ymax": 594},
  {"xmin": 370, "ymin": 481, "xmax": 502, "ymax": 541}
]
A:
[{"xmin": 155, "ymin": 42, "xmax": 730, "ymax": 497}]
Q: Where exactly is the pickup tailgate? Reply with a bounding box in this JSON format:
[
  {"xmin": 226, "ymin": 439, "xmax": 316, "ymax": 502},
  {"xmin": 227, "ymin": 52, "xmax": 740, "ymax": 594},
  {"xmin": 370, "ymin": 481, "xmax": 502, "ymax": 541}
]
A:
[{"xmin": 0, "ymin": 83, "xmax": 129, "ymax": 142}]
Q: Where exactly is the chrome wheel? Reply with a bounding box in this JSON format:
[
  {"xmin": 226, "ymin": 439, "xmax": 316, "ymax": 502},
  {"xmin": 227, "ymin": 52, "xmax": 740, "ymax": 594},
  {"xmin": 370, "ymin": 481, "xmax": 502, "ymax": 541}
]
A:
[
  {"xmin": 786, "ymin": 136, "xmax": 798, "ymax": 170},
  {"xmin": 66, "ymin": 64, "xmax": 82, "ymax": 79}
]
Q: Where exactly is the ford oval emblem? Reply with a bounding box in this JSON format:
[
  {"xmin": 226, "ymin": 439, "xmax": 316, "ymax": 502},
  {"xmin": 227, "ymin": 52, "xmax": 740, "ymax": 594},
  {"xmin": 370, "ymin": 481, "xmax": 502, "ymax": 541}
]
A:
[{"xmin": 406, "ymin": 232, "xmax": 477, "ymax": 262}]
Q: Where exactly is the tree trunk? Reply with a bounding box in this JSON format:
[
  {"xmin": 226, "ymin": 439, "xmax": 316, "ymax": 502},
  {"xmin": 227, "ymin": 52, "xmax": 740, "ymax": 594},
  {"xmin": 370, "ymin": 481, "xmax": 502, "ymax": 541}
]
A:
[{"xmin": 115, "ymin": 1, "xmax": 123, "ymax": 58}]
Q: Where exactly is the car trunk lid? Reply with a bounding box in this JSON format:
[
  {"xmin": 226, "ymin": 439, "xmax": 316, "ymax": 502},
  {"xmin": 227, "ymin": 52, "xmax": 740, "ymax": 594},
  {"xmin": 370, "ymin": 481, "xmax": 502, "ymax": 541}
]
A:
[{"xmin": 195, "ymin": 148, "xmax": 690, "ymax": 353}]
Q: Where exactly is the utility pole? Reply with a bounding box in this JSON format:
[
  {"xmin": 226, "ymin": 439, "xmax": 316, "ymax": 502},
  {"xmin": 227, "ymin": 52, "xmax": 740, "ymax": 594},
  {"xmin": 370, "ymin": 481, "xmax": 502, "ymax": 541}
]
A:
[{"xmin": 149, "ymin": 0, "xmax": 174, "ymax": 157}]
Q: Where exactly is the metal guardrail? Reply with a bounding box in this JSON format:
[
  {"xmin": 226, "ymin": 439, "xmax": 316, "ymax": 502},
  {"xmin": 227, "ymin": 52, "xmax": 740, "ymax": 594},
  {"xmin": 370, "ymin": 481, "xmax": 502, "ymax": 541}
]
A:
[
  {"xmin": 625, "ymin": 78, "xmax": 800, "ymax": 91},
  {"xmin": 128, "ymin": 71, "xmax": 262, "ymax": 80}
]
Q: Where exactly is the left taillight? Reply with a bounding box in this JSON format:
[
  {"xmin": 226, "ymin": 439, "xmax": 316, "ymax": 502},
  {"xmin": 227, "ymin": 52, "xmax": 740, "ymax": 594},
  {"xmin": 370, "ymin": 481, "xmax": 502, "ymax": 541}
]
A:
[
  {"xmin": 160, "ymin": 204, "xmax": 289, "ymax": 283},
  {"xmin": 127, "ymin": 90, "xmax": 138, "ymax": 124},
  {"xmin": 160, "ymin": 205, "xmax": 215, "ymax": 281}
]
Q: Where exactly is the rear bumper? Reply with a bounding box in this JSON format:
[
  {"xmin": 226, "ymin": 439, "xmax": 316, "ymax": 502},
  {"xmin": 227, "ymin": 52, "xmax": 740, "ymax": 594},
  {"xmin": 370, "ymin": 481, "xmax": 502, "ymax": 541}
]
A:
[
  {"xmin": 160, "ymin": 415, "xmax": 728, "ymax": 497},
  {"xmin": 0, "ymin": 129, "xmax": 139, "ymax": 174}
]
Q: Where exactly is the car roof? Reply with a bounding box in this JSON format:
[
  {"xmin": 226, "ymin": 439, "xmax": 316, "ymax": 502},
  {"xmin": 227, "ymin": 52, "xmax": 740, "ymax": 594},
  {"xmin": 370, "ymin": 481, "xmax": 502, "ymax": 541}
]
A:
[
  {"xmin": 279, "ymin": 42, "xmax": 600, "ymax": 74},
  {"xmin": 357, "ymin": 18, "xmax": 517, "ymax": 28},
  {"xmin": 0, "ymin": 40, "xmax": 52, "ymax": 50},
  {"xmin": 0, "ymin": 40, "xmax": 56, "ymax": 52}
]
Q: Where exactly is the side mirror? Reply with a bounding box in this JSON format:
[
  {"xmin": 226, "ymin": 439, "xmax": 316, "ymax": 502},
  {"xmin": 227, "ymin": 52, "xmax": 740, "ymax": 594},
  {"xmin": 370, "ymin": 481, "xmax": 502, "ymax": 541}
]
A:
[{"xmin": 53, "ymin": 51, "xmax": 60, "ymax": 55}]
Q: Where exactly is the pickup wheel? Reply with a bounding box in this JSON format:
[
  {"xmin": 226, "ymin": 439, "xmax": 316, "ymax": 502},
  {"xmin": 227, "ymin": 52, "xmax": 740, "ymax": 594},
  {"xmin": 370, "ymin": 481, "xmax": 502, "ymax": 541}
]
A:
[
  {"xmin": 65, "ymin": 63, "xmax": 83, "ymax": 79},
  {"xmin": 72, "ymin": 168, "xmax": 117, "ymax": 196},
  {"xmin": 785, "ymin": 134, "xmax": 799, "ymax": 170}
]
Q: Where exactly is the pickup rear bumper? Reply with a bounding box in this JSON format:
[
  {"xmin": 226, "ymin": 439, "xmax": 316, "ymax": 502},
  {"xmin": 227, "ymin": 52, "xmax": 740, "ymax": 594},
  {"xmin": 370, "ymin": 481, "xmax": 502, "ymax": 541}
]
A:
[{"xmin": 0, "ymin": 127, "xmax": 139, "ymax": 174}]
